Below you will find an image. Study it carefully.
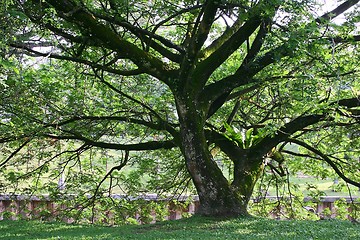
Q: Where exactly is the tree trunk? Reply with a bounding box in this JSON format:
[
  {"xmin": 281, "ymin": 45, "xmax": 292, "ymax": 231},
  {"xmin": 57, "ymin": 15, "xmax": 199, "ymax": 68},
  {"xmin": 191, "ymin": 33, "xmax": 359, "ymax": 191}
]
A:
[
  {"xmin": 176, "ymin": 96, "xmax": 262, "ymax": 217},
  {"xmin": 232, "ymin": 157, "xmax": 265, "ymax": 210}
]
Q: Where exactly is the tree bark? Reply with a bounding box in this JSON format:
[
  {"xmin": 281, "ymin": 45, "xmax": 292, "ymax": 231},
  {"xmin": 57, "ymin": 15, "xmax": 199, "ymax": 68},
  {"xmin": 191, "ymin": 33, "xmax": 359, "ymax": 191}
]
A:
[
  {"xmin": 175, "ymin": 96, "xmax": 258, "ymax": 216},
  {"xmin": 211, "ymin": 131, "xmax": 265, "ymax": 215}
]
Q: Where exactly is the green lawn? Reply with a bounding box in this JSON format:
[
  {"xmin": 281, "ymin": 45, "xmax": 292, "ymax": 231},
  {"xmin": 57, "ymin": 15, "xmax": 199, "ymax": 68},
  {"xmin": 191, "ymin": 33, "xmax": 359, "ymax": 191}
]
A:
[{"xmin": 1, "ymin": 217, "xmax": 359, "ymax": 240}]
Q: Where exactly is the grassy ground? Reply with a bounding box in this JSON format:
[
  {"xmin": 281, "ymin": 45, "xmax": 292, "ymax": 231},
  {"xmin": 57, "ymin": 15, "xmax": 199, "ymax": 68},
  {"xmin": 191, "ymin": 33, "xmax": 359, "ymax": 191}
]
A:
[{"xmin": 1, "ymin": 216, "xmax": 359, "ymax": 240}]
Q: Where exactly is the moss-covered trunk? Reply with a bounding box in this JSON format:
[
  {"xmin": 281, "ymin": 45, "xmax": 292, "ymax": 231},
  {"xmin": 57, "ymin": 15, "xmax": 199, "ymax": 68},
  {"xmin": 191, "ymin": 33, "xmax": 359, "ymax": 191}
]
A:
[
  {"xmin": 231, "ymin": 157, "xmax": 265, "ymax": 209},
  {"xmin": 175, "ymin": 96, "xmax": 263, "ymax": 217}
]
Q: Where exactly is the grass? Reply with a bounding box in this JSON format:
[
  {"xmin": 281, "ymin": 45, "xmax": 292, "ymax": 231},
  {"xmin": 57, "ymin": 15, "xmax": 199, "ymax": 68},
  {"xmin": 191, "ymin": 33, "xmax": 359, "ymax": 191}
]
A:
[{"xmin": 1, "ymin": 216, "xmax": 359, "ymax": 240}]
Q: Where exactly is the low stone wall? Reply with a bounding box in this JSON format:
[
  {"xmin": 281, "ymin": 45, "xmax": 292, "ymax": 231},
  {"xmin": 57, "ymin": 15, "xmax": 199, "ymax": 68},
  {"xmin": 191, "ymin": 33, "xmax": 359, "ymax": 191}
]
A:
[
  {"xmin": 262, "ymin": 195, "xmax": 359, "ymax": 219},
  {"xmin": 0, "ymin": 194, "xmax": 358, "ymax": 223},
  {"xmin": 306, "ymin": 196, "xmax": 359, "ymax": 219},
  {"xmin": 0, "ymin": 194, "xmax": 200, "ymax": 223}
]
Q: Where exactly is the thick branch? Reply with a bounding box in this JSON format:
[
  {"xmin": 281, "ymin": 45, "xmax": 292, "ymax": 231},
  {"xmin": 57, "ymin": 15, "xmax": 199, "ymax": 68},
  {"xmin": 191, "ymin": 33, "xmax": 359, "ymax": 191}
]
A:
[
  {"xmin": 315, "ymin": 0, "xmax": 360, "ymax": 24},
  {"xmin": 194, "ymin": 17, "xmax": 262, "ymax": 86},
  {"xmin": 190, "ymin": 0, "xmax": 218, "ymax": 57},
  {"xmin": 331, "ymin": 35, "xmax": 360, "ymax": 43},
  {"xmin": 207, "ymin": 129, "xmax": 247, "ymax": 164},
  {"xmin": 334, "ymin": 96, "xmax": 360, "ymax": 108},
  {"xmin": 176, "ymin": 1, "xmax": 218, "ymax": 91},
  {"xmin": 201, "ymin": 0, "xmax": 359, "ymax": 115},
  {"xmin": 45, "ymin": 134, "xmax": 176, "ymax": 151},
  {"xmin": 249, "ymin": 114, "xmax": 325, "ymax": 159},
  {"xmin": 202, "ymin": 44, "xmax": 290, "ymax": 111},
  {"xmin": 241, "ymin": 17, "xmax": 274, "ymax": 65},
  {"xmin": 249, "ymin": 95, "xmax": 360, "ymax": 158},
  {"xmin": 102, "ymin": 16, "xmax": 183, "ymax": 53},
  {"xmin": 44, "ymin": 0, "xmax": 172, "ymax": 81},
  {"xmin": 200, "ymin": 17, "xmax": 244, "ymax": 59},
  {"xmin": 45, "ymin": 115, "xmax": 176, "ymax": 134},
  {"xmin": 93, "ymin": 12, "xmax": 183, "ymax": 62},
  {"xmin": 207, "ymin": 83, "xmax": 261, "ymax": 119},
  {"xmin": 194, "ymin": 2, "xmax": 278, "ymax": 91}
]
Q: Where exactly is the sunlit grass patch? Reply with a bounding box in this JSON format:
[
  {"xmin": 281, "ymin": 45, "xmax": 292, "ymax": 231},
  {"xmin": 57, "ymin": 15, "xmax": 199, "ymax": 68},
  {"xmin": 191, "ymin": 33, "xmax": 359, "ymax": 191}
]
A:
[{"xmin": 1, "ymin": 216, "xmax": 359, "ymax": 239}]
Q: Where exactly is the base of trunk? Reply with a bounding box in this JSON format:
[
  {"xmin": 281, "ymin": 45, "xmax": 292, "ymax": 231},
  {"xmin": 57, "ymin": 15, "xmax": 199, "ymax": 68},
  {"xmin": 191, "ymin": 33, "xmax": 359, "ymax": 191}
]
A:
[
  {"xmin": 196, "ymin": 193, "xmax": 251, "ymax": 217},
  {"xmin": 197, "ymin": 206, "xmax": 250, "ymax": 218}
]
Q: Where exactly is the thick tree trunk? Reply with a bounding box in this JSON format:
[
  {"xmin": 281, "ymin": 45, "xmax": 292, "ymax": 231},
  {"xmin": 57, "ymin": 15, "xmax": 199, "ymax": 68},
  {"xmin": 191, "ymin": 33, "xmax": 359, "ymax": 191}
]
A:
[
  {"xmin": 176, "ymin": 96, "xmax": 261, "ymax": 217},
  {"xmin": 181, "ymin": 126, "xmax": 247, "ymax": 216},
  {"xmin": 232, "ymin": 158, "xmax": 265, "ymax": 209}
]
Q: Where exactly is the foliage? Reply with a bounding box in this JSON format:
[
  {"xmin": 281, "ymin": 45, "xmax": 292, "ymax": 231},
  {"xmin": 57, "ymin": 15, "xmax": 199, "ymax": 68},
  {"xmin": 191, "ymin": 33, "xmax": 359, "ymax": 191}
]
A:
[{"xmin": 0, "ymin": 0, "xmax": 359, "ymax": 218}]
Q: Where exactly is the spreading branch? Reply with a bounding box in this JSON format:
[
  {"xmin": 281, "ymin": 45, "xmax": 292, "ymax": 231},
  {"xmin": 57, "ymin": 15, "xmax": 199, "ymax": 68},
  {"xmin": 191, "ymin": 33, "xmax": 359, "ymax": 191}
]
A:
[
  {"xmin": 288, "ymin": 138, "xmax": 360, "ymax": 188},
  {"xmin": 92, "ymin": 12, "xmax": 183, "ymax": 62},
  {"xmin": 190, "ymin": 0, "xmax": 218, "ymax": 58},
  {"xmin": 249, "ymin": 95, "xmax": 360, "ymax": 158},
  {"xmin": 315, "ymin": 0, "xmax": 360, "ymax": 24},
  {"xmin": 10, "ymin": 43, "xmax": 145, "ymax": 76},
  {"xmin": 45, "ymin": 114, "xmax": 178, "ymax": 137},
  {"xmin": 201, "ymin": 0, "xmax": 359, "ymax": 113},
  {"xmin": 193, "ymin": 14, "xmax": 263, "ymax": 88},
  {"xmin": 0, "ymin": 138, "xmax": 31, "ymax": 169},
  {"xmin": 43, "ymin": 0, "xmax": 172, "ymax": 81},
  {"xmin": 45, "ymin": 134, "xmax": 176, "ymax": 151}
]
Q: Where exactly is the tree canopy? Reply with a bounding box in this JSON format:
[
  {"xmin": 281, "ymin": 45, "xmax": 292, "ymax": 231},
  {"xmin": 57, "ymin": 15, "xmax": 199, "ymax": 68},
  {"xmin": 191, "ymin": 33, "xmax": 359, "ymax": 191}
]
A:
[{"xmin": 0, "ymin": 0, "xmax": 359, "ymax": 218}]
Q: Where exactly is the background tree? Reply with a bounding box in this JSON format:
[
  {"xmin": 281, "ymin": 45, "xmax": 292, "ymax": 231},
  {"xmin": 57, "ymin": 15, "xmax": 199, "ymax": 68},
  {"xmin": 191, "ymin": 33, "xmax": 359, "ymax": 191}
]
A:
[{"xmin": 1, "ymin": 0, "xmax": 359, "ymax": 217}]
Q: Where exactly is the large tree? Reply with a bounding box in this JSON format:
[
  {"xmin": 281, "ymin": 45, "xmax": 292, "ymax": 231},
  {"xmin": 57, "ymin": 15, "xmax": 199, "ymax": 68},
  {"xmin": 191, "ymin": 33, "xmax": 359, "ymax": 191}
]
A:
[{"xmin": 1, "ymin": 0, "xmax": 359, "ymax": 217}]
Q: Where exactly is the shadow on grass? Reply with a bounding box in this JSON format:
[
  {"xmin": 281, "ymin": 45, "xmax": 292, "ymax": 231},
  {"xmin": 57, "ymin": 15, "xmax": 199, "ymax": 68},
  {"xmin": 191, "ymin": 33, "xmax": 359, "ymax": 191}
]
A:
[
  {"xmin": 0, "ymin": 220, "xmax": 128, "ymax": 240},
  {"xmin": 0, "ymin": 216, "xmax": 359, "ymax": 240}
]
